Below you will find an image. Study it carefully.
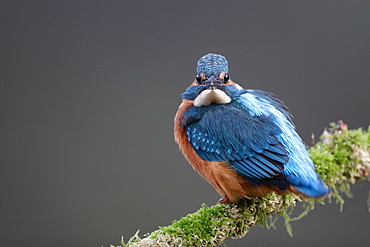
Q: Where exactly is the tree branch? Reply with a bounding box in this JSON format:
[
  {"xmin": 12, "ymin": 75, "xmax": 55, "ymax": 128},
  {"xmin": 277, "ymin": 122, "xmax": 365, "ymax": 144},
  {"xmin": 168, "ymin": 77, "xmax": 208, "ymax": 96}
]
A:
[{"xmin": 120, "ymin": 122, "xmax": 370, "ymax": 247}]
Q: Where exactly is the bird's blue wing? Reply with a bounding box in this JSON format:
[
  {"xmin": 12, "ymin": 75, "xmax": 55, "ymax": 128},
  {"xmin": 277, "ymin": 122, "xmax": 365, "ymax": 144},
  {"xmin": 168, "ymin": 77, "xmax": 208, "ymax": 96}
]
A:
[{"xmin": 185, "ymin": 103, "xmax": 289, "ymax": 185}]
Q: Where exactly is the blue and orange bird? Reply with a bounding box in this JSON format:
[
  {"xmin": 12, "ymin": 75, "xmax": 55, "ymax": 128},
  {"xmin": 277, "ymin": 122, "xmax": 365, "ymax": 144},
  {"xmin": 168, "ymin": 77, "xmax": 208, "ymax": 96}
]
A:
[{"xmin": 174, "ymin": 53, "xmax": 330, "ymax": 203}]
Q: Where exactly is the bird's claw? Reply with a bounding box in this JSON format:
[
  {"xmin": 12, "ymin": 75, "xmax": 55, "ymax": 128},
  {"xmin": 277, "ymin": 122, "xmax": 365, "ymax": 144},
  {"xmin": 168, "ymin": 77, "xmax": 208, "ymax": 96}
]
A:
[{"xmin": 218, "ymin": 197, "xmax": 231, "ymax": 203}]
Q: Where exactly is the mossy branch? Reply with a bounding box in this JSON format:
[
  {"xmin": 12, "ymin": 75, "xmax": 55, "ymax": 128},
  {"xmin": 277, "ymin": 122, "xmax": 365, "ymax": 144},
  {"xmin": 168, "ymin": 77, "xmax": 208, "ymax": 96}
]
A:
[{"xmin": 119, "ymin": 122, "xmax": 370, "ymax": 247}]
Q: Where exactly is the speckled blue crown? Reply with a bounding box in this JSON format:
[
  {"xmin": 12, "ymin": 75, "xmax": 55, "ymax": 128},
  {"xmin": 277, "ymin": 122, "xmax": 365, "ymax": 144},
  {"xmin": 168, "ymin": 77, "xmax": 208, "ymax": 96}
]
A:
[{"xmin": 196, "ymin": 53, "xmax": 229, "ymax": 78}]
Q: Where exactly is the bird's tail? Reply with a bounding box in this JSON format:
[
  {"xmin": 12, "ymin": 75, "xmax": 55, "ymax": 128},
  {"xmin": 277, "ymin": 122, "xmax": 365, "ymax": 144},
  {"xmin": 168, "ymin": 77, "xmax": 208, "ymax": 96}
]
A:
[{"xmin": 288, "ymin": 174, "xmax": 331, "ymax": 198}]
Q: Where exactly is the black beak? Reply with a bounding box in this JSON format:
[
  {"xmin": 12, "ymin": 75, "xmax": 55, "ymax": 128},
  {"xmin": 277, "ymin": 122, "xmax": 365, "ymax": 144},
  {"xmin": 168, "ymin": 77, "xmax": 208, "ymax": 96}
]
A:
[{"xmin": 203, "ymin": 75, "xmax": 223, "ymax": 89}]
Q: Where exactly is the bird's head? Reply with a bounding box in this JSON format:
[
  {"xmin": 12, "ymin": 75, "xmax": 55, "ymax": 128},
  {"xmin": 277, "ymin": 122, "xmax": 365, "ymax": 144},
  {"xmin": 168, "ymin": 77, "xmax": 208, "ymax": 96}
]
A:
[{"xmin": 181, "ymin": 53, "xmax": 247, "ymax": 107}]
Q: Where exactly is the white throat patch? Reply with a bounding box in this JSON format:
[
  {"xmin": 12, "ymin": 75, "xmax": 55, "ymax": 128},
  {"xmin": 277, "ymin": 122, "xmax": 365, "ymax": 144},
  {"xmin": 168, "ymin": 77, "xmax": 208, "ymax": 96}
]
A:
[{"xmin": 193, "ymin": 89, "xmax": 231, "ymax": 107}]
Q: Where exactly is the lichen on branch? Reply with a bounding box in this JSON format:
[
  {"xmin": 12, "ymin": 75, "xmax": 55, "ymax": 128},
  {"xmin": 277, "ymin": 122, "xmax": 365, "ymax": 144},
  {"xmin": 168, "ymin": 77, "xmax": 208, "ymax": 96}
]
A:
[{"xmin": 119, "ymin": 122, "xmax": 370, "ymax": 247}]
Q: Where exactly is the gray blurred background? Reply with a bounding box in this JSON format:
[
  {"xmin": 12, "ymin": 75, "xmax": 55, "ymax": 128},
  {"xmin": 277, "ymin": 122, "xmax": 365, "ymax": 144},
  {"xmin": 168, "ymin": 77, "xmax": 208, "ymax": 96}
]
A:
[{"xmin": 1, "ymin": 1, "xmax": 369, "ymax": 246}]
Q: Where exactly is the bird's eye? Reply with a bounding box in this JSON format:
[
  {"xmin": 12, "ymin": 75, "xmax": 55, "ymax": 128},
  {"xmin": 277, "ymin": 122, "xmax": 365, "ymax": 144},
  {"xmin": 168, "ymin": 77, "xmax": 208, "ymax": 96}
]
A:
[
  {"xmin": 223, "ymin": 74, "xmax": 229, "ymax": 83},
  {"xmin": 195, "ymin": 75, "xmax": 202, "ymax": 84}
]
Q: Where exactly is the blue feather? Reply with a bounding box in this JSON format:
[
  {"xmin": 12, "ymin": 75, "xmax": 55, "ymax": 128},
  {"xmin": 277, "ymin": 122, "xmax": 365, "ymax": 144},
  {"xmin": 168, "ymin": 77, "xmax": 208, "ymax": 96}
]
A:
[
  {"xmin": 197, "ymin": 53, "xmax": 228, "ymax": 78},
  {"xmin": 263, "ymin": 150, "xmax": 289, "ymax": 164},
  {"xmin": 234, "ymin": 159, "xmax": 269, "ymax": 179},
  {"xmin": 185, "ymin": 102, "xmax": 289, "ymax": 188},
  {"xmin": 238, "ymin": 91, "xmax": 330, "ymax": 196},
  {"xmin": 185, "ymin": 104, "xmax": 280, "ymax": 158},
  {"xmin": 252, "ymin": 155, "xmax": 280, "ymax": 174},
  {"xmin": 266, "ymin": 142, "xmax": 287, "ymax": 156},
  {"xmin": 251, "ymin": 156, "xmax": 279, "ymax": 173}
]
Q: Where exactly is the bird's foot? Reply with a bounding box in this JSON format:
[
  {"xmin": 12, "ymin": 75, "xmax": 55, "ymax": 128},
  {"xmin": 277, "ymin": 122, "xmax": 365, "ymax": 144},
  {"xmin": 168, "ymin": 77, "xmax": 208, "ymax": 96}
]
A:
[{"xmin": 218, "ymin": 197, "xmax": 231, "ymax": 203}]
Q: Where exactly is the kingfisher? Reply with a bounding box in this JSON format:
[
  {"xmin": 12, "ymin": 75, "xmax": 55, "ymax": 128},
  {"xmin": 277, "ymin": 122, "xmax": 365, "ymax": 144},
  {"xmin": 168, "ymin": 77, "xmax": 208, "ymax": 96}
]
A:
[{"xmin": 174, "ymin": 53, "xmax": 330, "ymax": 203}]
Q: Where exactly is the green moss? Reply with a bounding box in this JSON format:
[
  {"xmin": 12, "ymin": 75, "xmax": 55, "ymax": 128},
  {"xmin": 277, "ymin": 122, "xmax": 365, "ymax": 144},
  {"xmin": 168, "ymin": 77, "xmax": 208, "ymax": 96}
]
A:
[
  {"xmin": 309, "ymin": 124, "xmax": 370, "ymax": 208},
  {"xmin": 150, "ymin": 204, "xmax": 227, "ymax": 246},
  {"xmin": 146, "ymin": 203, "xmax": 251, "ymax": 246},
  {"xmin": 139, "ymin": 193, "xmax": 304, "ymax": 246}
]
